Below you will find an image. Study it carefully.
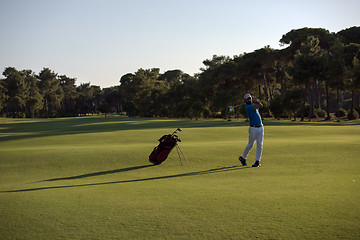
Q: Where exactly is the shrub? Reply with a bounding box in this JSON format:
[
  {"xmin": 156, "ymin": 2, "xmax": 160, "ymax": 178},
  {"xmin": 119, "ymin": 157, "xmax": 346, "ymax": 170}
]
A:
[
  {"xmin": 98, "ymin": 103, "xmax": 111, "ymax": 114},
  {"xmin": 18, "ymin": 112, "xmax": 26, "ymax": 118},
  {"xmin": 296, "ymin": 103, "xmax": 310, "ymax": 118},
  {"xmin": 314, "ymin": 108, "xmax": 327, "ymax": 118},
  {"xmin": 203, "ymin": 107, "xmax": 211, "ymax": 118},
  {"xmin": 347, "ymin": 109, "xmax": 359, "ymax": 120},
  {"xmin": 260, "ymin": 101, "xmax": 271, "ymax": 117},
  {"xmin": 269, "ymin": 97, "xmax": 285, "ymax": 119},
  {"xmin": 335, "ymin": 108, "xmax": 347, "ymax": 118}
]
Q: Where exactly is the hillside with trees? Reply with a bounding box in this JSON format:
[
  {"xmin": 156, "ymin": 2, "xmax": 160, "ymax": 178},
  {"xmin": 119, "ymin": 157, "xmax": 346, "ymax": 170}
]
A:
[{"xmin": 1, "ymin": 26, "xmax": 359, "ymax": 120}]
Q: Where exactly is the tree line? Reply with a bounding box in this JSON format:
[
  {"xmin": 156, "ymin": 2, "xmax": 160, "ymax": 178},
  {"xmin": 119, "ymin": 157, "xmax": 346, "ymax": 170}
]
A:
[{"xmin": 1, "ymin": 26, "xmax": 359, "ymax": 120}]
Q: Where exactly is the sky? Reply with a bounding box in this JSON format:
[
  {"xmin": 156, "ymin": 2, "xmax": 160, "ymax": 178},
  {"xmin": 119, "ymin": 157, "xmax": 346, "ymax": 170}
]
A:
[{"xmin": 0, "ymin": 0, "xmax": 359, "ymax": 88}]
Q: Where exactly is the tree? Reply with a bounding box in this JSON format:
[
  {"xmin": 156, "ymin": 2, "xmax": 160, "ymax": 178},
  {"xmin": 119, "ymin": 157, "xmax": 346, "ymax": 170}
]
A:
[
  {"xmin": 59, "ymin": 75, "xmax": 77, "ymax": 116},
  {"xmin": 343, "ymin": 43, "xmax": 360, "ymax": 110},
  {"xmin": 338, "ymin": 27, "xmax": 360, "ymax": 112},
  {"xmin": 292, "ymin": 36, "xmax": 324, "ymax": 121},
  {"xmin": 119, "ymin": 68, "xmax": 164, "ymax": 117},
  {"xmin": 23, "ymin": 70, "xmax": 43, "ymax": 118},
  {"xmin": 0, "ymin": 80, "xmax": 8, "ymax": 114},
  {"xmin": 351, "ymin": 55, "xmax": 360, "ymax": 110},
  {"xmin": 76, "ymin": 83, "xmax": 95, "ymax": 116},
  {"xmin": 246, "ymin": 46, "xmax": 277, "ymax": 102},
  {"xmin": 173, "ymin": 75, "xmax": 204, "ymax": 118},
  {"xmin": 91, "ymin": 85, "xmax": 103, "ymax": 114},
  {"xmin": 337, "ymin": 26, "xmax": 360, "ymax": 44},
  {"xmin": 281, "ymin": 28, "xmax": 336, "ymax": 121},
  {"xmin": 119, "ymin": 73, "xmax": 136, "ymax": 115},
  {"xmin": 199, "ymin": 55, "xmax": 232, "ymax": 109},
  {"xmin": 274, "ymin": 48, "xmax": 293, "ymax": 97},
  {"xmin": 2, "ymin": 67, "xmax": 28, "ymax": 117},
  {"xmin": 158, "ymin": 69, "xmax": 183, "ymax": 86},
  {"xmin": 102, "ymin": 86, "xmax": 122, "ymax": 113},
  {"xmin": 97, "ymin": 103, "xmax": 111, "ymax": 117},
  {"xmin": 157, "ymin": 70, "xmax": 183, "ymax": 117},
  {"xmin": 1, "ymin": 26, "xmax": 359, "ymax": 119},
  {"xmin": 209, "ymin": 61, "xmax": 241, "ymax": 114},
  {"xmin": 283, "ymin": 88, "xmax": 303, "ymax": 120},
  {"xmin": 323, "ymin": 39, "xmax": 347, "ymax": 119},
  {"xmin": 280, "ymin": 27, "xmax": 332, "ymax": 54},
  {"xmin": 38, "ymin": 68, "xmax": 63, "ymax": 117}
]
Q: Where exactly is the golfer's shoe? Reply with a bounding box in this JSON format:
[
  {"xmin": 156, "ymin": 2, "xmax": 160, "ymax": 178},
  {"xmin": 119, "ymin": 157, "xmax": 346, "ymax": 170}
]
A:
[
  {"xmin": 252, "ymin": 161, "xmax": 261, "ymax": 167},
  {"xmin": 238, "ymin": 156, "xmax": 247, "ymax": 166}
]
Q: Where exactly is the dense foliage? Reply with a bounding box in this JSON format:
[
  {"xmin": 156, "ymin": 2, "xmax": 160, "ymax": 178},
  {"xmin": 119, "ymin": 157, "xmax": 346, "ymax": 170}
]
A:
[{"xmin": 1, "ymin": 27, "xmax": 359, "ymax": 120}]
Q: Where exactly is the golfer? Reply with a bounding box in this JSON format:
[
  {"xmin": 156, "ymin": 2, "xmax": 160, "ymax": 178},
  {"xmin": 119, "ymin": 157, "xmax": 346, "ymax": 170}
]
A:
[{"xmin": 238, "ymin": 93, "xmax": 264, "ymax": 167}]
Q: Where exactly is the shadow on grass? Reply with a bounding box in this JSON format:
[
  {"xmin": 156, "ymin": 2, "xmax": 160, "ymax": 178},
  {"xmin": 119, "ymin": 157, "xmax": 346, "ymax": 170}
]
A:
[
  {"xmin": 40, "ymin": 165, "xmax": 154, "ymax": 182},
  {"xmin": 3, "ymin": 116, "xmax": 357, "ymax": 143},
  {"xmin": 0, "ymin": 117, "xmax": 248, "ymax": 142},
  {"xmin": 1, "ymin": 165, "xmax": 249, "ymax": 193}
]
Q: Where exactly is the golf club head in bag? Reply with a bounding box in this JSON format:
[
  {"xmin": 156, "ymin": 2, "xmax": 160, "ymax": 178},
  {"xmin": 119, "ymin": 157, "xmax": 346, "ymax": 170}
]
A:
[{"xmin": 172, "ymin": 128, "xmax": 182, "ymax": 135}]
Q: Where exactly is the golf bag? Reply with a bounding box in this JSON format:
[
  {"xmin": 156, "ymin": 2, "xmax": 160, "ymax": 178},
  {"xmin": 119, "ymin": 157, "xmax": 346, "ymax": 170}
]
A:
[{"xmin": 149, "ymin": 128, "xmax": 184, "ymax": 165}]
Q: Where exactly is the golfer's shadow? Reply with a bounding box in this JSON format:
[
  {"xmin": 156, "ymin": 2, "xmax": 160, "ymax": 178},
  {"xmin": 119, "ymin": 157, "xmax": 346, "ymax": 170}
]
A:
[
  {"xmin": 2, "ymin": 165, "xmax": 249, "ymax": 193},
  {"xmin": 41, "ymin": 164, "xmax": 154, "ymax": 182}
]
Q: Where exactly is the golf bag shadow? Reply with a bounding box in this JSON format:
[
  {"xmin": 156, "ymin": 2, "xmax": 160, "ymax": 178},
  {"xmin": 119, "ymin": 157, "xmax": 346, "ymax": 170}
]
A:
[{"xmin": 149, "ymin": 128, "xmax": 188, "ymax": 165}]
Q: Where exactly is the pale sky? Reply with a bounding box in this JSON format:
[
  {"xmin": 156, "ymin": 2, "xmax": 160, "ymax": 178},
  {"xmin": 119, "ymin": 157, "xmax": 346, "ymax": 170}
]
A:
[{"xmin": 1, "ymin": 0, "xmax": 359, "ymax": 88}]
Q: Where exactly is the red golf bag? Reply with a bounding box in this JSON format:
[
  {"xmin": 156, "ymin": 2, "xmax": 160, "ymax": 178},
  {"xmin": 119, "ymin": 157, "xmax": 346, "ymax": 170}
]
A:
[{"xmin": 149, "ymin": 128, "xmax": 183, "ymax": 165}]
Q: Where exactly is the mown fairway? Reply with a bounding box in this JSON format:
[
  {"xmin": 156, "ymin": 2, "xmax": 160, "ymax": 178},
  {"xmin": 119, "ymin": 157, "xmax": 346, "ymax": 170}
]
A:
[{"xmin": 0, "ymin": 117, "xmax": 359, "ymax": 240}]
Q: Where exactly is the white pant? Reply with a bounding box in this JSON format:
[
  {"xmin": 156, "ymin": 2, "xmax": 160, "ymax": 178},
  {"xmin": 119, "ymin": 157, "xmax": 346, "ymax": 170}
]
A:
[{"xmin": 242, "ymin": 126, "xmax": 264, "ymax": 161}]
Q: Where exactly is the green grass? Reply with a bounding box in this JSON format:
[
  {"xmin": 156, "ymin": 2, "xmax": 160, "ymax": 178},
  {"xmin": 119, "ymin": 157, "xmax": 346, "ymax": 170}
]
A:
[{"xmin": 1, "ymin": 116, "xmax": 360, "ymax": 239}]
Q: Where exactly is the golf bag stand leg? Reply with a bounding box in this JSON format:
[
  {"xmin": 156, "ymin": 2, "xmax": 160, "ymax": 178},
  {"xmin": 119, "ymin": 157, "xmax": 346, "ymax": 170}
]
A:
[
  {"xmin": 175, "ymin": 144, "xmax": 183, "ymax": 166},
  {"xmin": 175, "ymin": 143, "xmax": 190, "ymax": 166}
]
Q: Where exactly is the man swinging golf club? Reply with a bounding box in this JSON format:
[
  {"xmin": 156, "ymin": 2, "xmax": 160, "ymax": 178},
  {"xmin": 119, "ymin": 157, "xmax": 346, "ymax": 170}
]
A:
[{"xmin": 238, "ymin": 93, "xmax": 264, "ymax": 167}]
